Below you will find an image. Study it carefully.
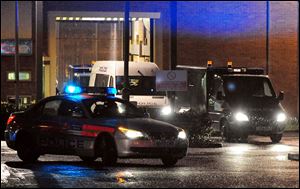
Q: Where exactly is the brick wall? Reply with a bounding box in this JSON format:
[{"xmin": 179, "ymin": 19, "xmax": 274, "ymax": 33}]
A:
[
  {"xmin": 176, "ymin": 1, "xmax": 299, "ymax": 117},
  {"xmin": 269, "ymin": 1, "xmax": 298, "ymax": 117}
]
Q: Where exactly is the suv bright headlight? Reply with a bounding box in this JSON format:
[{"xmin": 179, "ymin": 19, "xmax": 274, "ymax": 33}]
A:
[
  {"xmin": 234, "ymin": 112, "xmax": 249, "ymax": 122},
  {"xmin": 161, "ymin": 106, "xmax": 172, "ymax": 116},
  {"xmin": 276, "ymin": 112, "xmax": 286, "ymax": 122},
  {"xmin": 118, "ymin": 127, "xmax": 144, "ymax": 139},
  {"xmin": 178, "ymin": 130, "xmax": 187, "ymax": 139}
]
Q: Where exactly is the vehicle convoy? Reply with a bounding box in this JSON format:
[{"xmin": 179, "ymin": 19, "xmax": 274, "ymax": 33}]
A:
[
  {"xmin": 89, "ymin": 61, "xmax": 171, "ymax": 117},
  {"xmin": 5, "ymin": 86, "xmax": 188, "ymax": 166},
  {"xmin": 175, "ymin": 61, "xmax": 287, "ymax": 143}
]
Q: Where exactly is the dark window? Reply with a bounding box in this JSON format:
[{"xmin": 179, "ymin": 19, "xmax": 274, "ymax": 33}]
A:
[
  {"xmin": 42, "ymin": 100, "xmax": 62, "ymax": 117},
  {"xmin": 116, "ymin": 76, "xmax": 165, "ymax": 95},
  {"xmin": 83, "ymin": 98, "xmax": 144, "ymax": 118},
  {"xmin": 58, "ymin": 100, "xmax": 84, "ymax": 118},
  {"xmin": 95, "ymin": 74, "xmax": 109, "ymax": 87}
]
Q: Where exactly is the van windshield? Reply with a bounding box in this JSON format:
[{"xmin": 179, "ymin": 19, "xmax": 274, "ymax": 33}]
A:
[
  {"xmin": 223, "ymin": 76, "xmax": 276, "ymax": 99},
  {"xmin": 95, "ymin": 74, "xmax": 110, "ymax": 87},
  {"xmin": 116, "ymin": 76, "xmax": 165, "ymax": 95}
]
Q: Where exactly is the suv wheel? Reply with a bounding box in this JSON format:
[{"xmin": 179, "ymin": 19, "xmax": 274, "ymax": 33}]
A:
[
  {"xmin": 270, "ymin": 134, "xmax": 282, "ymax": 143},
  {"xmin": 161, "ymin": 157, "xmax": 178, "ymax": 167}
]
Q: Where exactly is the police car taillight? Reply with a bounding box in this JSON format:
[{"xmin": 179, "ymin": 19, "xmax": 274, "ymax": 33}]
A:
[{"xmin": 7, "ymin": 115, "xmax": 16, "ymax": 126}]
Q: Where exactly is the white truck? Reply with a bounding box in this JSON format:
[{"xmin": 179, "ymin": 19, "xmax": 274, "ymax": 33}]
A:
[{"xmin": 89, "ymin": 61, "xmax": 171, "ymax": 117}]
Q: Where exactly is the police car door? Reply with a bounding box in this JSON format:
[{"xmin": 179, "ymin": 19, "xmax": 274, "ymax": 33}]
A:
[
  {"xmin": 38, "ymin": 99, "xmax": 63, "ymax": 153},
  {"xmin": 57, "ymin": 100, "xmax": 86, "ymax": 154}
]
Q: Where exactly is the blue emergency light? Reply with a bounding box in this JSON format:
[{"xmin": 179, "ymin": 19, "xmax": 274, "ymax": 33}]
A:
[
  {"xmin": 63, "ymin": 84, "xmax": 117, "ymax": 96},
  {"xmin": 106, "ymin": 87, "xmax": 117, "ymax": 95},
  {"xmin": 64, "ymin": 85, "xmax": 82, "ymax": 94}
]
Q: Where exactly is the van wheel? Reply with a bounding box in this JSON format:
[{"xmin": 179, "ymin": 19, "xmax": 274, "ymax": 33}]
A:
[
  {"xmin": 79, "ymin": 156, "xmax": 96, "ymax": 162},
  {"xmin": 270, "ymin": 134, "xmax": 282, "ymax": 143},
  {"xmin": 98, "ymin": 137, "xmax": 117, "ymax": 166},
  {"xmin": 161, "ymin": 157, "xmax": 178, "ymax": 167},
  {"xmin": 17, "ymin": 133, "xmax": 39, "ymax": 163},
  {"xmin": 221, "ymin": 121, "xmax": 232, "ymax": 142}
]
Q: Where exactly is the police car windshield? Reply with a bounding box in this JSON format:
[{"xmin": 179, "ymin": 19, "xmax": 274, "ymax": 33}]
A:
[
  {"xmin": 223, "ymin": 76, "xmax": 276, "ymax": 99},
  {"xmin": 82, "ymin": 98, "xmax": 144, "ymax": 118}
]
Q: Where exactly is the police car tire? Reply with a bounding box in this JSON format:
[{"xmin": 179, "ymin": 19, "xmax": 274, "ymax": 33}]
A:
[
  {"xmin": 17, "ymin": 133, "xmax": 39, "ymax": 163},
  {"xmin": 99, "ymin": 138, "xmax": 117, "ymax": 166},
  {"xmin": 270, "ymin": 134, "xmax": 282, "ymax": 143},
  {"xmin": 79, "ymin": 156, "xmax": 97, "ymax": 162},
  {"xmin": 161, "ymin": 157, "xmax": 178, "ymax": 167}
]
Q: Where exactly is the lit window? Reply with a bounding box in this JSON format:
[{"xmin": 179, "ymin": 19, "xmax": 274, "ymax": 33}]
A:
[{"xmin": 7, "ymin": 72, "xmax": 31, "ymax": 81}]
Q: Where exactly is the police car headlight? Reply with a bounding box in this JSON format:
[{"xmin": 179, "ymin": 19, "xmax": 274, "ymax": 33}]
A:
[
  {"xmin": 118, "ymin": 127, "xmax": 144, "ymax": 139},
  {"xmin": 276, "ymin": 112, "xmax": 286, "ymax": 122},
  {"xmin": 178, "ymin": 130, "xmax": 187, "ymax": 140},
  {"xmin": 161, "ymin": 106, "xmax": 172, "ymax": 116},
  {"xmin": 234, "ymin": 112, "xmax": 249, "ymax": 122}
]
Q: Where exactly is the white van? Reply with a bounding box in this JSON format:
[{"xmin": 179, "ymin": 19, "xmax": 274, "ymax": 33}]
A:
[{"xmin": 89, "ymin": 61, "xmax": 171, "ymax": 116}]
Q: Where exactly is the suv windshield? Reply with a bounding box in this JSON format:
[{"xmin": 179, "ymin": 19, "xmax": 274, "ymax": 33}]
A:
[
  {"xmin": 83, "ymin": 98, "xmax": 145, "ymax": 118},
  {"xmin": 223, "ymin": 76, "xmax": 276, "ymax": 99}
]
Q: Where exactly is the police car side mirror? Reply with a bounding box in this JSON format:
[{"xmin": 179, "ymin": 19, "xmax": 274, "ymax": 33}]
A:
[
  {"xmin": 278, "ymin": 91, "xmax": 284, "ymax": 101},
  {"xmin": 216, "ymin": 91, "xmax": 224, "ymax": 100}
]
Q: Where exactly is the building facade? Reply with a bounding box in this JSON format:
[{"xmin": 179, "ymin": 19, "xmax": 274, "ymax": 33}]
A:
[{"xmin": 1, "ymin": 1, "xmax": 299, "ymax": 117}]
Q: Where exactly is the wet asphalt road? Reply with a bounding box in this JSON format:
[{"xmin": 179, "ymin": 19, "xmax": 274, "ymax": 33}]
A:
[{"xmin": 1, "ymin": 133, "xmax": 299, "ymax": 188}]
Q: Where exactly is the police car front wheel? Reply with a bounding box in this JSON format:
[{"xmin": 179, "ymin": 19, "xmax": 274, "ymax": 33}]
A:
[{"xmin": 97, "ymin": 136, "xmax": 117, "ymax": 166}]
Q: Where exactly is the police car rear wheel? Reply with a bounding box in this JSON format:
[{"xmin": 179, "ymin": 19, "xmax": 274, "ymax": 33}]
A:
[
  {"xmin": 17, "ymin": 133, "xmax": 39, "ymax": 163},
  {"xmin": 79, "ymin": 156, "xmax": 96, "ymax": 162},
  {"xmin": 161, "ymin": 157, "xmax": 178, "ymax": 167},
  {"xmin": 270, "ymin": 134, "xmax": 282, "ymax": 143}
]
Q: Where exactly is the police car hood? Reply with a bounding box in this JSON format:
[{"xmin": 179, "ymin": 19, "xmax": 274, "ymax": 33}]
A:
[
  {"xmin": 123, "ymin": 118, "xmax": 180, "ymax": 133},
  {"xmin": 92, "ymin": 118, "xmax": 180, "ymax": 134}
]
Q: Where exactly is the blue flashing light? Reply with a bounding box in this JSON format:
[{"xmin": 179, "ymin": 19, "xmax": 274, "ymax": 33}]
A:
[
  {"xmin": 106, "ymin": 87, "xmax": 117, "ymax": 95},
  {"xmin": 64, "ymin": 85, "xmax": 82, "ymax": 94}
]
